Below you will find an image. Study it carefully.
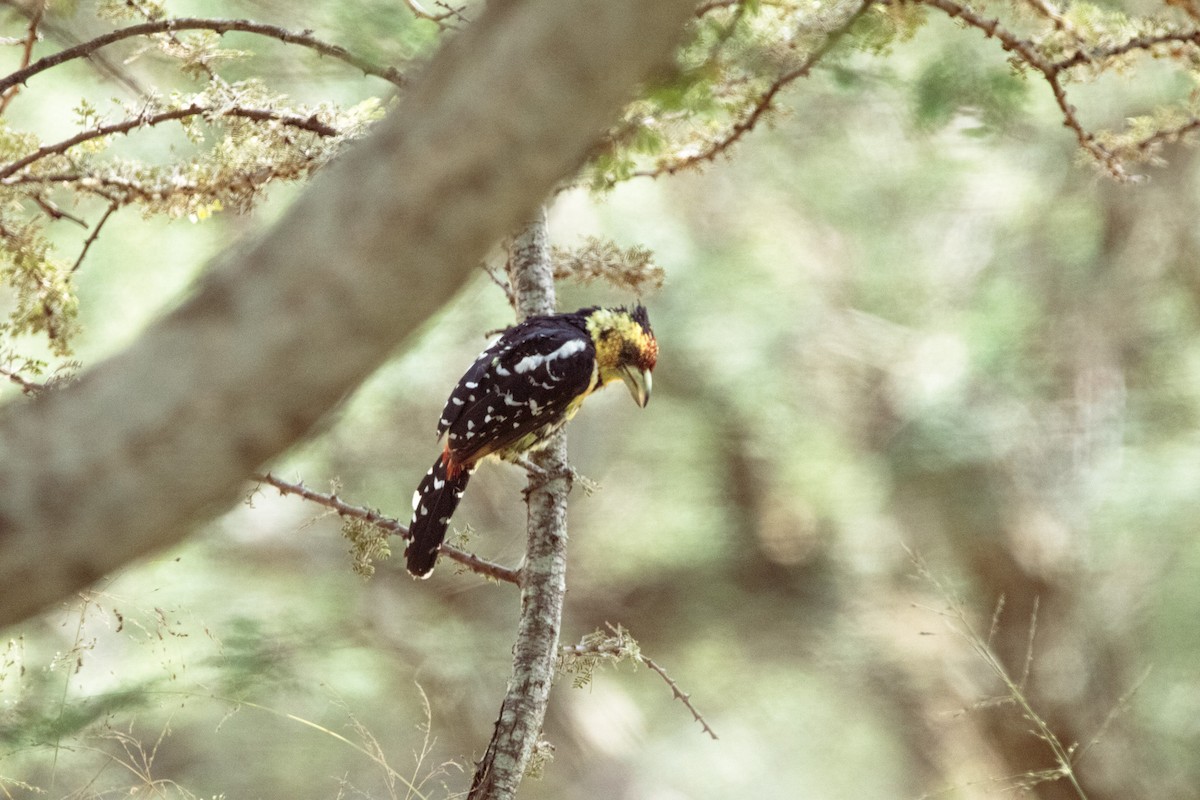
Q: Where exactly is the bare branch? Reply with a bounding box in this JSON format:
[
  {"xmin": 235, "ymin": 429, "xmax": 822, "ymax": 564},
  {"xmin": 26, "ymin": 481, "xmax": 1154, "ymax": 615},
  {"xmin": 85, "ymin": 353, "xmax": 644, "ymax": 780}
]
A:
[
  {"xmin": 560, "ymin": 625, "xmax": 720, "ymax": 741},
  {"xmin": 0, "ymin": 17, "xmax": 406, "ymax": 96},
  {"xmin": 13, "ymin": 9, "xmax": 153, "ymax": 100},
  {"xmin": 480, "ymin": 260, "xmax": 518, "ymax": 310},
  {"xmin": 640, "ymin": 654, "xmax": 719, "ymax": 741},
  {"xmin": 70, "ymin": 202, "xmax": 119, "ymax": 274},
  {"xmin": 0, "ymin": 0, "xmax": 43, "ymax": 115},
  {"xmin": 255, "ymin": 472, "xmax": 521, "ymax": 585},
  {"xmin": 31, "ymin": 192, "xmax": 87, "ymax": 226}
]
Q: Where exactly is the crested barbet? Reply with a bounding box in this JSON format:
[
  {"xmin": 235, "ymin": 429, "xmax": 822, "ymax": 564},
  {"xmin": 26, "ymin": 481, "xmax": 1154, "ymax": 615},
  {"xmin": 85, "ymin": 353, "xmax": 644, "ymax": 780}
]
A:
[{"xmin": 404, "ymin": 305, "xmax": 658, "ymax": 577}]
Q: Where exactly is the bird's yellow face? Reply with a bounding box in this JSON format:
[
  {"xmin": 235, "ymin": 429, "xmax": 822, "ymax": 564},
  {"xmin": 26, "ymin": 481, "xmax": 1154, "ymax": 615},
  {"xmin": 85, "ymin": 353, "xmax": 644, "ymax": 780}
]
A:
[{"xmin": 586, "ymin": 305, "xmax": 658, "ymax": 407}]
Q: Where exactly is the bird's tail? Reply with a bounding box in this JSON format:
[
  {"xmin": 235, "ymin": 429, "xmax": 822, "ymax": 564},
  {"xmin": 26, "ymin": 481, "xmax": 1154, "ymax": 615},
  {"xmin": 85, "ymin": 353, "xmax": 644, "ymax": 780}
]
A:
[{"xmin": 405, "ymin": 450, "xmax": 473, "ymax": 578}]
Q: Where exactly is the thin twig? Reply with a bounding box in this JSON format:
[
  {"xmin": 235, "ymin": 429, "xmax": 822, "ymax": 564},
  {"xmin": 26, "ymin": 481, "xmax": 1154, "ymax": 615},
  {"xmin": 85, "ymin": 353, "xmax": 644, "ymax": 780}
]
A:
[
  {"xmin": 0, "ymin": 0, "xmax": 43, "ymax": 115},
  {"xmin": 480, "ymin": 260, "xmax": 517, "ymax": 310},
  {"xmin": 71, "ymin": 201, "xmax": 119, "ymax": 273},
  {"xmin": 559, "ymin": 624, "xmax": 719, "ymax": 741},
  {"xmin": 0, "ymin": 17, "xmax": 406, "ymax": 97},
  {"xmin": 1051, "ymin": 28, "xmax": 1200, "ymax": 71},
  {"xmin": 0, "ymin": 365, "xmax": 45, "ymax": 395},
  {"xmin": 255, "ymin": 472, "xmax": 521, "ymax": 585},
  {"xmin": 403, "ymin": 0, "xmax": 468, "ymax": 30},
  {"xmin": 125, "ymin": 0, "xmax": 221, "ymax": 85},
  {"xmin": 4, "ymin": 163, "xmax": 321, "ymax": 202},
  {"xmin": 31, "ymin": 193, "xmax": 87, "ymax": 226},
  {"xmin": 640, "ymin": 654, "xmax": 720, "ymax": 741},
  {"xmin": 1121, "ymin": 116, "xmax": 1200, "ymax": 158},
  {"xmin": 0, "ymin": 104, "xmax": 339, "ymax": 181},
  {"xmin": 1018, "ymin": 595, "xmax": 1039, "ymax": 691}
]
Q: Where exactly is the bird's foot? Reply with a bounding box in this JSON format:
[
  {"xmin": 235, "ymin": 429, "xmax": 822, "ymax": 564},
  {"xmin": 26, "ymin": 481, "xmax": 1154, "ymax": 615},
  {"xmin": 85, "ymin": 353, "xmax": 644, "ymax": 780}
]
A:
[{"xmin": 514, "ymin": 455, "xmax": 597, "ymax": 498}]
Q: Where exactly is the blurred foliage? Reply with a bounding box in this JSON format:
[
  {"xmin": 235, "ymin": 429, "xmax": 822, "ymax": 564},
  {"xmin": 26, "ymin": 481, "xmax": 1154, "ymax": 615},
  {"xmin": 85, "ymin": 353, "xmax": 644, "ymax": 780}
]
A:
[{"xmin": 4, "ymin": 0, "xmax": 1200, "ymax": 798}]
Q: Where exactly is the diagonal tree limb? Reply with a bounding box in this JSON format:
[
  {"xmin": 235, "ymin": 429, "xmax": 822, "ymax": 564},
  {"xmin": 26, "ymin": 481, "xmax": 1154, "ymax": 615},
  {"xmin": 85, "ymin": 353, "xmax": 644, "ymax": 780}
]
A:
[
  {"xmin": 0, "ymin": 104, "xmax": 339, "ymax": 181},
  {"xmin": 254, "ymin": 472, "xmax": 521, "ymax": 585},
  {"xmin": 0, "ymin": 16, "xmax": 406, "ymax": 96},
  {"xmin": 0, "ymin": 0, "xmax": 697, "ymax": 630}
]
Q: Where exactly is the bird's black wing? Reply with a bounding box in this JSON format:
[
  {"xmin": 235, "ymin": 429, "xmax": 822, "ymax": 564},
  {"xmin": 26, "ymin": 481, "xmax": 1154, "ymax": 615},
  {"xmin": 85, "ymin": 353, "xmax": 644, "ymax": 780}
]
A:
[{"xmin": 437, "ymin": 315, "xmax": 596, "ymax": 465}]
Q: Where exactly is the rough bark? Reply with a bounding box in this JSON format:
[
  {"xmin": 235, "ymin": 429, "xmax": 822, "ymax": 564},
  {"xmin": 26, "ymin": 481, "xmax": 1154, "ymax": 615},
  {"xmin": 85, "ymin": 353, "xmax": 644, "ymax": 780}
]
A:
[
  {"xmin": 468, "ymin": 208, "xmax": 570, "ymax": 800},
  {"xmin": 0, "ymin": 0, "xmax": 696, "ymax": 629}
]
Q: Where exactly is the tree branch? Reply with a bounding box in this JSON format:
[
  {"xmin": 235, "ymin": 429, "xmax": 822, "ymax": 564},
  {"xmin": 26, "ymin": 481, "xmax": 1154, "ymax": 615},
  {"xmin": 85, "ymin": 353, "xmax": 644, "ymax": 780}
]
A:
[
  {"xmin": 254, "ymin": 472, "xmax": 521, "ymax": 585},
  {"xmin": 0, "ymin": 0, "xmax": 698, "ymax": 629},
  {"xmin": 403, "ymin": 0, "xmax": 468, "ymax": 31},
  {"xmin": 0, "ymin": 365, "xmax": 44, "ymax": 396},
  {"xmin": 468, "ymin": 207, "xmax": 571, "ymax": 800},
  {"xmin": 0, "ymin": 16, "xmax": 406, "ymax": 96},
  {"xmin": 559, "ymin": 625, "xmax": 720, "ymax": 742},
  {"xmin": 905, "ymin": 0, "xmax": 1129, "ymax": 179},
  {"xmin": 0, "ymin": 104, "xmax": 338, "ymax": 181},
  {"xmin": 1050, "ymin": 28, "xmax": 1200, "ymax": 71},
  {"xmin": 70, "ymin": 201, "xmax": 119, "ymax": 273},
  {"xmin": 638, "ymin": 0, "xmax": 872, "ymax": 178},
  {"xmin": 0, "ymin": 0, "xmax": 43, "ymax": 115}
]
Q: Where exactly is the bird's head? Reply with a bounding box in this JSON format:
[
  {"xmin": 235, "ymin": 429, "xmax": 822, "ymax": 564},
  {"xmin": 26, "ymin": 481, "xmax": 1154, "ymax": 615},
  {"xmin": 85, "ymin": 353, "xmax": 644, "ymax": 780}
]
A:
[{"xmin": 585, "ymin": 304, "xmax": 658, "ymax": 407}]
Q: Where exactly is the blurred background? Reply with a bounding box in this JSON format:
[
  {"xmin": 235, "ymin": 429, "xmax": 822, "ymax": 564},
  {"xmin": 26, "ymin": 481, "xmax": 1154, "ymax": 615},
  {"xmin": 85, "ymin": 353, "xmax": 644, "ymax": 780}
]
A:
[{"xmin": 2, "ymin": 1, "xmax": 1200, "ymax": 798}]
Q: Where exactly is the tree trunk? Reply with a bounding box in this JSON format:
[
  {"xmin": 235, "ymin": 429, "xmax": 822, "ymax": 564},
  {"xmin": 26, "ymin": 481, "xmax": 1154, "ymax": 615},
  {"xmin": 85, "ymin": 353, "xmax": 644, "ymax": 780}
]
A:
[{"xmin": 0, "ymin": 0, "xmax": 696, "ymax": 629}]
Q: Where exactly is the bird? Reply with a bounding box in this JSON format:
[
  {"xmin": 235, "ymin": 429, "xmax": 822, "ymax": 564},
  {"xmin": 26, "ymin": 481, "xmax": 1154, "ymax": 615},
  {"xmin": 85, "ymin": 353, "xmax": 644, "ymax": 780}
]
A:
[{"xmin": 403, "ymin": 304, "xmax": 658, "ymax": 577}]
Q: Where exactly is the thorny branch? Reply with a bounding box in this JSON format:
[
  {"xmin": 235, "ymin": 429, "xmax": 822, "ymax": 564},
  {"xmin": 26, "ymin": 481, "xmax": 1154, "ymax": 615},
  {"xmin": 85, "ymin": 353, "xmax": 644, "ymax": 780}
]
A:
[
  {"xmin": 0, "ymin": 17, "xmax": 406, "ymax": 96},
  {"xmin": 0, "ymin": 104, "xmax": 339, "ymax": 181},
  {"xmin": 638, "ymin": 0, "xmax": 872, "ymax": 178},
  {"xmin": 254, "ymin": 472, "xmax": 521, "ymax": 585},
  {"xmin": 0, "ymin": 0, "xmax": 43, "ymax": 115},
  {"xmin": 903, "ymin": 0, "xmax": 1128, "ymax": 180},
  {"xmin": 673, "ymin": 0, "xmax": 1200, "ymax": 181},
  {"xmin": 4, "ymin": 164, "xmax": 318, "ymax": 205},
  {"xmin": 560, "ymin": 625, "xmax": 719, "ymax": 741},
  {"xmin": 70, "ymin": 201, "xmax": 119, "ymax": 273},
  {"xmin": 1126, "ymin": 117, "xmax": 1200, "ymax": 158},
  {"xmin": 1049, "ymin": 29, "xmax": 1200, "ymax": 71}
]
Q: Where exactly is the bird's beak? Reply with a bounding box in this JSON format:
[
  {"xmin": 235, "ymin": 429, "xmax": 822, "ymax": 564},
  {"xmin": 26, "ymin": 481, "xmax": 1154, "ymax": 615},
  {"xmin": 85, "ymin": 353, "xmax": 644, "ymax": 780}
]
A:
[{"xmin": 620, "ymin": 366, "xmax": 652, "ymax": 408}]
